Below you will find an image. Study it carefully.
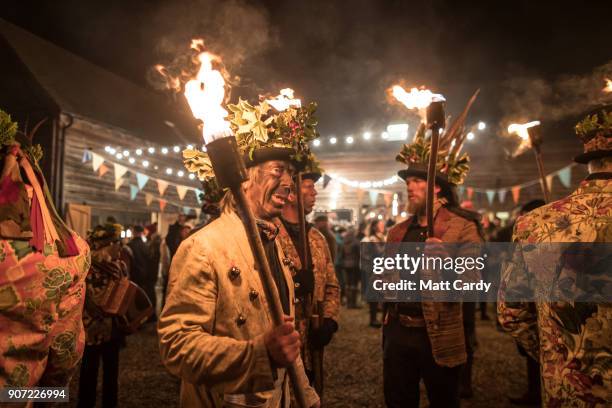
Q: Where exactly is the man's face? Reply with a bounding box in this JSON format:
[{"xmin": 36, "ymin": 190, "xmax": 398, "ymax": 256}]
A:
[
  {"xmin": 245, "ymin": 160, "xmax": 295, "ymax": 220},
  {"xmin": 405, "ymin": 177, "xmax": 440, "ymax": 215},
  {"xmin": 301, "ymin": 179, "xmax": 317, "ymax": 214}
]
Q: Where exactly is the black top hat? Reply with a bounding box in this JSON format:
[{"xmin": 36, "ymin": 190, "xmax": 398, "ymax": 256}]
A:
[
  {"xmin": 397, "ymin": 162, "xmax": 452, "ymax": 190},
  {"xmin": 573, "ymin": 105, "xmax": 612, "ymax": 164},
  {"xmin": 242, "ymin": 146, "xmax": 305, "ymax": 170}
]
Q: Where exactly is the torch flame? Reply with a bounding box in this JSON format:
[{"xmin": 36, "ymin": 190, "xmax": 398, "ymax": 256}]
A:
[
  {"xmin": 391, "ymin": 85, "xmax": 445, "ymax": 110},
  {"xmin": 184, "ymin": 51, "xmax": 231, "ymax": 144},
  {"xmin": 266, "ymin": 88, "xmax": 301, "ymax": 111},
  {"xmin": 507, "ymin": 120, "xmax": 541, "ymax": 156},
  {"xmin": 605, "ymin": 78, "xmax": 612, "ymax": 93}
]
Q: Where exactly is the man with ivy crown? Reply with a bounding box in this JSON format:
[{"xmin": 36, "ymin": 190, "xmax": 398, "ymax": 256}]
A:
[
  {"xmin": 383, "ymin": 96, "xmax": 484, "ymax": 408},
  {"xmin": 158, "ymin": 98, "xmax": 320, "ymax": 407},
  {"xmin": 275, "ymin": 155, "xmax": 341, "ymax": 390},
  {"xmin": 497, "ymin": 105, "xmax": 612, "ymax": 407}
]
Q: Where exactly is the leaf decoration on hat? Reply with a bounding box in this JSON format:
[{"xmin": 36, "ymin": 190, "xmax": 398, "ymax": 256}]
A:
[
  {"xmin": 0, "ymin": 110, "xmax": 18, "ymax": 146},
  {"xmin": 395, "ymin": 90, "xmax": 479, "ymax": 185},
  {"xmin": 183, "ymin": 148, "xmax": 215, "ymax": 180},
  {"xmin": 575, "ymin": 109, "xmax": 612, "ymax": 142}
]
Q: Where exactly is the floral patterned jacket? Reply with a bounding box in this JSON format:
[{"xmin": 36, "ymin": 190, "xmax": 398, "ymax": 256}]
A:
[
  {"xmin": 0, "ymin": 236, "xmax": 90, "ymax": 388},
  {"xmin": 498, "ymin": 176, "xmax": 612, "ymax": 407}
]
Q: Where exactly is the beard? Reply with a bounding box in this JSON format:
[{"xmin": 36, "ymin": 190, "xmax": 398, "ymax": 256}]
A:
[{"xmin": 408, "ymin": 198, "xmax": 425, "ymax": 216}]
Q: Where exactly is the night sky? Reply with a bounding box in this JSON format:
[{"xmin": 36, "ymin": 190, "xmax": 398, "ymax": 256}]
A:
[{"xmin": 3, "ymin": 0, "xmax": 611, "ymax": 139}]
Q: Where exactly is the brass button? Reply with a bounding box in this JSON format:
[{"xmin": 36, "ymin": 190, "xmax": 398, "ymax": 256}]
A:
[
  {"xmin": 228, "ymin": 266, "xmax": 241, "ymax": 281},
  {"xmin": 249, "ymin": 289, "xmax": 259, "ymax": 301},
  {"xmin": 294, "ymin": 297, "xmax": 301, "ymax": 304},
  {"xmin": 294, "ymin": 282, "xmax": 301, "ymax": 289},
  {"xmin": 282, "ymin": 258, "xmax": 292, "ymax": 266},
  {"xmin": 236, "ymin": 314, "xmax": 247, "ymax": 326}
]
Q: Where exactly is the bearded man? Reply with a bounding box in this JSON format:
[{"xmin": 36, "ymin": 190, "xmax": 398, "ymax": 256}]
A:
[{"xmin": 158, "ymin": 147, "xmax": 319, "ymax": 408}]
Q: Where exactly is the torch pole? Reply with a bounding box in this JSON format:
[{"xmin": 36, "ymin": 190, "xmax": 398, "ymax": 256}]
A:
[
  {"xmin": 295, "ymin": 173, "xmax": 309, "ymax": 270},
  {"xmin": 206, "ymin": 136, "xmax": 309, "ymax": 408},
  {"xmin": 425, "ymin": 101, "xmax": 445, "ymax": 238},
  {"xmin": 527, "ymin": 127, "xmax": 550, "ymax": 203}
]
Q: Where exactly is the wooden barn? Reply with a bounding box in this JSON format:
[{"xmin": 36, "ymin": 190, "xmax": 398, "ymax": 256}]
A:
[{"xmin": 0, "ymin": 19, "xmax": 204, "ymax": 236}]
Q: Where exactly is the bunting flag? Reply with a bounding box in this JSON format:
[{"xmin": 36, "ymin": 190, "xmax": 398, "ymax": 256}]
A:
[
  {"xmin": 498, "ymin": 188, "xmax": 508, "ymax": 203},
  {"xmin": 91, "ymin": 153, "xmax": 104, "ymax": 171},
  {"xmin": 129, "ymin": 184, "xmax": 139, "ymax": 200},
  {"xmin": 136, "ymin": 173, "xmax": 149, "ymax": 190},
  {"xmin": 159, "ymin": 199, "xmax": 167, "ymax": 212},
  {"xmin": 145, "ymin": 193, "xmax": 153, "ymax": 206},
  {"xmin": 511, "ymin": 186, "xmax": 521, "ymax": 204},
  {"xmin": 545, "ymin": 175, "xmax": 554, "ymax": 194},
  {"xmin": 383, "ymin": 193, "xmax": 393, "ymax": 207},
  {"xmin": 98, "ymin": 164, "xmax": 109, "ymax": 177},
  {"xmin": 176, "ymin": 185, "xmax": 188, "ymax": 201},
  {"xmin": 114, "ymin": 177, "xmax": 125, "ymax": 191},
  {"xmin": 457, "ymin": 185, "xmax": 465, "ymax": 198},
  {"xmin": 369, "ymin": 191, "xmax": 379, "ymax": 206},
  {"xmin": 356, "ymin": 189, "xmax": 365, "ymax": 202},
  {"xmin": 557, "ymin": 166, "xmax": 572, "ymax": 188},
  {"xmin": 195, "ymin": 189, "xmax": 203, "ymax": 204},
  {"xmin": 157, "ymin": 179, "xmax": 169, "ymax": 196},
  {"xmin": 183, "ymin": 206, "xmax": 191, "ymax": 215},
  {"xmin": 113, "ymin": 163, "xmax": 128, "ymax": 181},
  {"xmin": 467, "ymin": 187, "xmax": 474, "ymax": 200},
  {"xmin": 486, "ymin": 190, "xmax": 496, "ymax": 205},
  {"xmin": 82, "ymin": 149, "xmax": 92, "ymax": 163},
  {"xmin": 195, "ymin": 208, "xmax": 202, "ymax": 219},
  {"xmin": 323, "ymin": 174, "xmax": 332, "ymax": 189}
]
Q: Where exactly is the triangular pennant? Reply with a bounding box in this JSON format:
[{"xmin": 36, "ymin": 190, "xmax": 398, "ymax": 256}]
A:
[
  {"xmin": 144, "ymin": 193, "xmax": 153, "ymax": 206},
  {"xmin": 511, "ymin": 186, "xmax": 521, "ymax": 204},
  {"xmin": 545, "ymin": 175, "xmax": 554, "ymax": 194},
  {"xmin": 369, "ymin": 191, "xmax": 379, "ymax": 206},
  {"xmin": 113, "ymin": 163, "xmax": 128, "ymax": 181},
  {"xmin": 98, "ymin": 164, "xmax": 109, "ymax": 177},
  {"xmin": 176, "ymin": 185, "xmax": 188, "ymax": 201},
  {"xmin": 82, "ymin": 149, "xmax": 92, "ymax": 163},
  {"xmin": 159, "ymin": 199, "xmax": 167, "ymax": 212},
  {"xmin": 557, "ymin": 166, "xmax": 572, "ymax": 188},
  {"xmin": 323, "ymin": 174, "xmax": 332, "ymax": 189},
  {"xmin": 129, "ymin": 184, "xmax": 139, "ymax": 200},
  {"xmin": 157, "ymin": 179, "xmax": 169, "ymax": 196},
  {"xmin": 92, "ymin": 152, "xmax": 104, "ymax": 172},
  {"xmin": 498, "ymin": 189, "xmax": 508, "ymax": 203},
  {"xmin": 136, "ymin": 173, "xmax": 150, "ymax": 190},
  {"xmin": 466, "ymin": 187, "xmax": 474, "ymax": 200},
  {"xmin": 486, "ymin": 190, "xmax": 496, "ymax": 205},
  {"xmin": 383, "ymin": 193, "xmax": 393, "ymax": 207},
  {"xmin": 114, "ymin": 177, "xmax": 125, "ymax": 191},
  {"xmin": 183, "ymin": 206, "xmax": 191, "ymax": 215}
]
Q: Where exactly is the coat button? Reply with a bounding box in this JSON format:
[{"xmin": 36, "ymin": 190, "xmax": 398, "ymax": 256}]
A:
[
  {"xmin": 249, "ymin": 289, "xmax": 259, "ymax": 301},
  {"xmin": 294, "ymin": 282, "xmax": 301, "ymax": 289},
  {"xmin": 228, "ymin": 266, "xmax": 241, "ymax": 281},
  {"xmin": 236, "ymin": 314, "xmax": 247, "ymax": 326},
  {"xmin": 282, "ymin": 258, "xmax": 292, "ymax": 266},
  {"xmin": 294, "ymin": 297, "xmax": 301, "ymax": 304}
]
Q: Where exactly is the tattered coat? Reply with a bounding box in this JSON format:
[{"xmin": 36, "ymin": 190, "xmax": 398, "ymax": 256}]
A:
[{"xmin": 159, "ymin": 210, "xmax": 318, "ymax": 408}]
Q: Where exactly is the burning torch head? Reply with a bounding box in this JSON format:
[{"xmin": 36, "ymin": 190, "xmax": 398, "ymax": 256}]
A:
[{"xmin": 426, "ymin": 101, "xmax": 446, "ymax": 130}]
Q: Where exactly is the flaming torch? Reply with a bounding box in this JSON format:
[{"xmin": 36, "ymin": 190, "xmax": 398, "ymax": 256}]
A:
[
  {"xmin": 604, "ymin": 78, "xmax": 612, "ymax": 93},
  {"xmin": 184, "ymin": 52, "xmax": 309, "ymax": 408},
  {"xmin": 391, "ymin": 85, "xmax": 446, "ymax": 237},
  {"xmin": 507, "ymin": 121, "xmax": 550, "ymax": 202}
]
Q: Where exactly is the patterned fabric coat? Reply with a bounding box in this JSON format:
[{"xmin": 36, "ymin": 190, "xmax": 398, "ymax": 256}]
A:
[
  {"xmin": 82, "ymin": 257, "xmax": 128, "ymax": 345},
  {"xmin": 386, "ymin": 201, "xmax": 482, "ymax": 367},
  {"xmin": 159, "ymin": 210, "xmax": 318, "ymax": 408},
  {"xmin": 0, "ymin": 235, "xmax": 90, "ymax": 388},
  {"xmin": 274, "ymin": 220, "xmax": 341, "ymax": 370},
  {"xmin": 498, "ymin": 176, "xmax": 612, "ymax": 407}
]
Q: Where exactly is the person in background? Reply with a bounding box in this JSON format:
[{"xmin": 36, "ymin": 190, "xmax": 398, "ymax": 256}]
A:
[
  {"xmin": 78, "ymin": 224, "xmax": 127, "ymax": 408},
  {"xmin": 340, "ymin": 227, "xmax": 361, "ymax": 309},
  {"xmin": 314, "ymin": 214, "xmax": 337, "ymax": 263},
  {"xmin": 333, "ymin": 226, "xmax": 347, "ymax": 305},
  {"xmin": 146, "ymin": 223, "xmax": 162, "ymax": 314},
  {"xmin": 361, "ymin": 219, "xmax": 386, "ymax": 328},
  {"xmin": 127, "ymin": 225, "xmax": 154, "ymax": 320},
  {"xmin": 0, "ymin": 110, "xmax": 90, "ymax": 389},
  {"xmin": 165, "ymin": 213, "xmax": 187, "ymax": 258}
]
